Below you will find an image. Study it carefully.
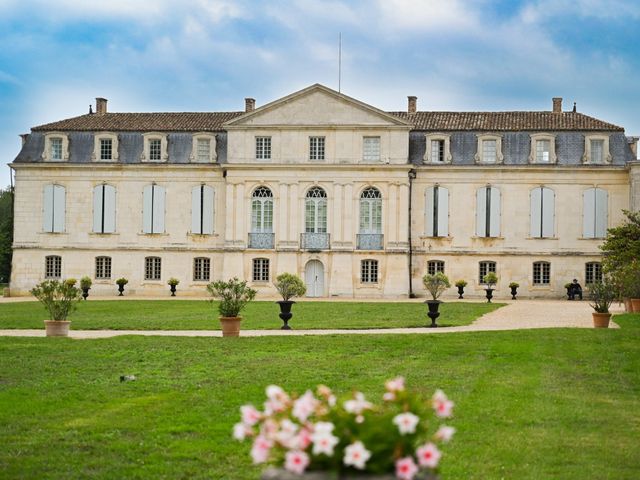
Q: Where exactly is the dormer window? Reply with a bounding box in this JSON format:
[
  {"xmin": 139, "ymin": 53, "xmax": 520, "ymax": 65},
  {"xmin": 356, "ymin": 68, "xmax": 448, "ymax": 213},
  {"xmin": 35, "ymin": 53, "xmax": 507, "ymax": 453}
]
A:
[
  {"xmin": 190, "ymin": 133, "xmax": 217, "ymax": 163},
  {"xmin": 93, "ymin": 132, "xmax": 119, "ymax": 162},
  {"xmin": 51, "ymin": 138, "xmax": 63, "ymax": 160},
  {"xmin": 475, "ymin": 134, "xmax": 503, "ymax": 164},
  {"xmin": 141, "ymin": 133, "xmax": 168, "ymax": 162},
  {"xmin": 423, "ymin": 134, "xmax": 452, "ymax": 164},
  {"xmin": 583, "ymin": 134, "xmax": 611, "ymax": 164},
  {"xmin": 529, "ymin": 133, "xmax": 557, "ymax": 164},
  {"xmin": 43, "ymin": 132, "xmax": 69, "ymax": 162},
  {"xmin": 150, "ymin": 139, "xmax": 161, "ymax": 160}
]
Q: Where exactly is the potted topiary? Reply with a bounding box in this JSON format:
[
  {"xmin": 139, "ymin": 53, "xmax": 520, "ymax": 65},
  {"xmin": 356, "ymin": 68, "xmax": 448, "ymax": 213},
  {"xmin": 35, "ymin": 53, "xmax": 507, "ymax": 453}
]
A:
[
  {"xmin": 483, "ymin": 272, "xmax": 498, "ymax": 303},
  {"xmin": 588, "ymin": 279, "xmax": 617, "ymax": 328},
  {"xmin": 80, "ymin": 276, "xmax": 92, "ymax": 300},
  {"xmin": 116, "ymin": 277, "xmax": 128, "ymax": 296},
  {"xmin": 273, "ymin": 273, "xmax": 307, "ymax": 330},
  {"xmin": 454, "ymin": 279, "xmax": 467, "ymax": 299},
  {"xmin": 167, "ymin": 277, "xmax": 180, "ymax": 297},
  {"xmin": 509, "ymin": 282, "xmax": 519, "ymax": 300},
  {"xmin": 30, "ymin": 279, "xmax": 82, "ymax": 337},
  {"xmin": 422, "ymin": 272, "xmax": 451, "ymax": 328},
  {"xmin": 207, "ymin": 277, "xmax": 257, "ymax": 337}
]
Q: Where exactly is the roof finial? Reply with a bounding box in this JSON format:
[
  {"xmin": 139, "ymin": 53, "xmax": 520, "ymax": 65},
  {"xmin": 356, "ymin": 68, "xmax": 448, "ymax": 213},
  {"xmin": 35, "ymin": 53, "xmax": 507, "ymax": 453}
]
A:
[
  {"xmin": 89, "ymin": 105, "xmax": 93, "ymax": 114},
  {"xmin": 573, "ymin": 102, "xmax": 576, "ymax": 113}
]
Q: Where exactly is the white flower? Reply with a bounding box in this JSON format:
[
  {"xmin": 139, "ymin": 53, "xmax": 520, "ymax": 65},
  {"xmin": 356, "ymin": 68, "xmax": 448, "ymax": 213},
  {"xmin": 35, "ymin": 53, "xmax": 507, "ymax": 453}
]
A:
[
  {"xmin": 311, "ymin": 431, "xmax": 339, "ymax": 456},
  {"xmin": 232, "ymin": 422, "xmax": 251, "ymax": 441},
  {"xmin": 275, "ymin": 419, "xmax": 299, "ymax": 448},
  {"xmin": 293, "ymin": 390, "xmax": 318, "ymax": 422},
  {"xmin": 250, "ymin": 436, "xmax": 272, "ymax": 464},
  {"xmin": 383, "ymin": 392, "xmax": 396, "ymax": 402},
  {"xmin": 266, "ymin": 385, "xmax": 285, "ymax": 399},
  {"xmin": 434, "ymin": 425, "xmax": 456, "ymax": 443},
  {"xmin": 344, "ymin": 392, "xmax": 372, "ymax": 415},
  {"xmin": 393, "ymin": 412, "xmax": 420, "ymax": 435},
  {"xmin": 313, "ymin": 422, "xmax": 335, "ymax": 434},
  {"xmin": 416, "ymin": 442, "xmax": 442, "ymax": 469},
  {"xmin": 240, "ymin": 405, "xmax": 261, "ymax": 426},
  {"xmin": 343, "ymin": 441, "xmax": 371, "ymax": 470},
  {"xmin": 284, "ymin": 450, "xmax": 310, "ymax": 475},
  {"xmin": 432, "ymin": 389, "xmax": 454, "ymax": 418},
  {"xmin": 385, "ymin": 376, "xmax": 405, "ymax": 392},
  {"xmin": 395, "ymin": 456, "xmax": 419, "ymax": 480}
]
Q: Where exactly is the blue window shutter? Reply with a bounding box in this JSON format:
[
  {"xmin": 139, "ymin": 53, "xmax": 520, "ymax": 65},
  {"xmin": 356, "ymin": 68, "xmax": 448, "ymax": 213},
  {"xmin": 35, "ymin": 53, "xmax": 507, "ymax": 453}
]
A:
[
  {"xmin": 142, "ymin": 185, "xmax": 153, "ymax": 233},
  {"xmin": 43, "ymin": 185, "xmax": 54, "ymax": 232},
  {"xmin": 583, "ymin": 188, "xmax": 595, "ymax": 238},
  {"xmin": 541, "ymin": 187, "xmax": 555, "ymax": 238},
  {"xmin": 594, "ymin": 188, "xmax": 608, "ymax": 238},
  {"xmin": 153, "ymin": 186, "xmax": 165, "ymax": 233},
  {"xmin": 437, "ymin": 187, "xmax": 449, "ymax": 237},
  {"xmin": 530, "ymin": 187, "xmax": 542, "ymax": 237},
  {"xmin": 202, "ymin": 185, "xmax": 215, "ymax": 235},
  {"xmin": 52, "ymin": 185, "xmax": 65, "ymax": 233},
  {"xmin": 489, "ymin": 187, "xmax": 501, "ymax": 237},
  {"xmin": 476, "ymin": 187, "xmax": 486, "ymax": 237},
  {"xmin": 425, "ymin": 187, "xmax": 434, "ymax": 236},
  {"xmin": 103, "ymin": 185, "xmax": 117, "ymax": 233}
]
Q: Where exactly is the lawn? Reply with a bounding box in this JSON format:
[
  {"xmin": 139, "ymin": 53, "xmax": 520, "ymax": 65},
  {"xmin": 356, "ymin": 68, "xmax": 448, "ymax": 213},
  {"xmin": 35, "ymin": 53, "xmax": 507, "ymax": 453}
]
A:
[
  {"xmin": 0, "ymin": 314, "xmax": 639, "ymax": 479},
  {"xmin": 0, "ymin": 300, "xmax": 501, "ymax": 330}
]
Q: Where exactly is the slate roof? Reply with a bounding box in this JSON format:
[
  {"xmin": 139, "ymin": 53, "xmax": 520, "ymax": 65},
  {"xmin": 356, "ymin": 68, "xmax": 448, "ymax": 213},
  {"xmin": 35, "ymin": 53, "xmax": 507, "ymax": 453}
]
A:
[{"xmin": 32, "ymin": 110, "xmax": 624, "ymax": 132}]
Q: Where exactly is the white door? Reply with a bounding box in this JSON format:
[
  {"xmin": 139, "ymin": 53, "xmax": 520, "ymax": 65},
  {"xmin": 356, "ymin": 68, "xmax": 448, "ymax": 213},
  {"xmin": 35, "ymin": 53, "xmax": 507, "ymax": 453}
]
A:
[{"xmin": 305, "ymin": 260, "xmax": 324, "ymax": 298}]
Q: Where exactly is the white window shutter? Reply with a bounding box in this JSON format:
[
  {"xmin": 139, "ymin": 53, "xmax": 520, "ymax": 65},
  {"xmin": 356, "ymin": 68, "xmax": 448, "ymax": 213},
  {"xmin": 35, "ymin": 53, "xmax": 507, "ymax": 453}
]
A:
[
  {"xmin": 143, "ymin": 185, "xmax": 153, "ymax": 233},
  {"xmin": 52, "ymin": 185, "xmax": 65, "ymax": 233},
  {"xmin": 202, "ymin": 185, "xmax": 214, "ymax": 235},
  {"xmin": 530, "ymin": 187, "xmax": 542, "ymax": 237},
  {"xmin": 541, "ymin": 187, "xmax": 555, "ymax": 238},
  {"xmin": 594, "ymin": 188, "xmax": 608, "ymax": 238},
  {"xmin": 43, "ymin": 185, "xmax": 54, "ymax": 232},
  {"xmin": 476, "ymin": 187, "xmax": 486, "ymax": 237},
  {"xmin": 103, "ymin": 185, "xmax": 116, "ymax": 233},
  {"xmin": 191, "ymin": 186, "xmax": 202, "ymax": 234},
  {"xmin": 153, "ymin": 185, "xmax": 165, "ymax": 233},
  {"xmin": 93, "ymin": 186, "xmax": 103, "ymax": 233},
  {"xmin": 437, "ymin": 187, "xmax": 449, "ymax": 237},
  {"xmin": 583, "ymin": 188, "xmax": 595, "ymax": 238},
  {"xmin": 425, "ymin": 187, "xmax": 434, "ymax": 236},
  {"xmin": 489, "ymin": 187, "xmax": 501, "ymax": 237}
]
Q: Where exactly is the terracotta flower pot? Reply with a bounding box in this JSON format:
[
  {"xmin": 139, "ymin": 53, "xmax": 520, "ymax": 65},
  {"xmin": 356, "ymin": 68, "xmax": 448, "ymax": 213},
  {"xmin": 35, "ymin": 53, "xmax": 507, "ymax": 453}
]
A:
[
  {"xmin": 44, "ymin": 320, "xmax": 71, "ymax": 337},
  {"xmin": 630, "ymin": 298, "xmax": 640, "ymax": 313},
  {"xmin": 219, "ymin": 316, "xmax": 242, "ymax": 337},
  {"xmin": 592, "ymin": 312, "xmax": 611, "ymax": 328},
  {"xmin": 623, "ymin": 298, "xmax": 631, "ymax": 312}
]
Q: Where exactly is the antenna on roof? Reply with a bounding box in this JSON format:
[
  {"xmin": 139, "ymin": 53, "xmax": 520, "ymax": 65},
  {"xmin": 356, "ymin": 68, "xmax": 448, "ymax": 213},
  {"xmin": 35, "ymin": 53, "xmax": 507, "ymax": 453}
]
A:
[{"xmin": 338, "ymin": 32, "xmax": 342, "ymax": 93}]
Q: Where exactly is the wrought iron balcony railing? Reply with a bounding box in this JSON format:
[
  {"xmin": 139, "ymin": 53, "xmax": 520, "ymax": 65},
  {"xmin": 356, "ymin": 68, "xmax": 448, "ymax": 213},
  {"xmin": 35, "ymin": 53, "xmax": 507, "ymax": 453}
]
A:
[
  {"xmin": 248, "ymin": 232, "xmax": 275, "ymax": 249},
  {"xmin": 300, "ymin": 232, "xmax": 330, "ymax": 250},
  {"xmin": 356, "ymin": 233, "xmax": 384, "ymax": 250}
]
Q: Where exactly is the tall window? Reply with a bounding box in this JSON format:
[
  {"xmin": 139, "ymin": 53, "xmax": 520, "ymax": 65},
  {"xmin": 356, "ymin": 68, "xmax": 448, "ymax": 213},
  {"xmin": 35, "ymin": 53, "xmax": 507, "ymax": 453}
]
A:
[
  {"xmin": 191, "ymin": 185, "xmax": 215, "ymax": 235},
  {"xmin": 309, "ymin": 137, "xmax": 325, "ymax": 161},
  {"xmin": 197, "ymin": 139, "xmax": 211, "ymax": 162},
  {"xmin": 251, "ymin": 187, "xmax": 273, "ymax": 233},
  {"xmin": 479, "ymin": 261, "xmax": 496, "ymax": 284},
  {"xmin": 256, "ymin": 137, "xmax": 271, "ymax": 160},
  {"xmin": 360, "ymin": 187, "xmax": 382, "ymax": 234},
  {"xmin": 50, "ymin": 138, "xmax": 63, "ymax": 160},
  {"xmin": 95, "ymin": 256, "xmax": 112, "ymax": 279},
  {"xmin": 583, "ymin": 188, "xmax": 608, "ymax": 238},
  {"xmin": 194, "ymin": 257, "xmax": 211, "ymax": 281},
  {"xmin": 361, "ymin": 259, "xmax": 379, "ymax": 283},
  {"xmin": 585, "ymin": 262, "xmax": 602, "ymax": 285},
  {"xmin": 536, "ymin": 140, "xmax": 551, "ymax": 163},
  {"xmin": 533, "ymin": 261, "xmax": 551, "ymax": 285},
  {"xmin": 427, "ymin": 260, "xmax": 445, "ymax": 275},
  {"xmin": 252, "ymin": 258, "xmax": 269, "ymax": 282},
  {"xmin": 43, "ymin": 184, "xmax": 66, "ymax": 233},
  {"xmin": 363, "ymin": 137, "xmax": 381, "ymax": 163},
  {"xmin": 482, "ymin": 140, "xmax": 497, "ymax": 163},
  {"xmin": 142, "ymin": 184, "xmax": 166, "ymax": 234},
  {"xmin": 45, "ymin": 255, "xmax": 62, "ymax": 279},
  {"xmin": 100, "ymin": 138, "xmax": 113, "ymax": 160},
  {"xmin": 305, "ymin": 187, "xmax": 327, "ymax": 233},
  {"xmin": 149, "ymin": 139, "xmax": 162, "ymax": 161},
  {"xmin": 476, "ymin": 186, "xmax": 500, "ymax": 238},
  {"xmin": 425, "ymin": 186, "xmax": 449, "ymax": 237},
  {"xmin": 530, "ymin": 187, "xmax": 555, "ymax": 238},
  {"xmin": 144, "ymin": 257, "xmax": 162, "ymax": 281},
  {"xmin": 93, "ymin": 184, "xmax": 116, "ymax": 234},
  {"xmin": 431, "ymin": 140, "xmax": 445, "ymax": 162},
  {"xmin": 590, "ymin": 139, "xmax": 604, "ymax": 164}
]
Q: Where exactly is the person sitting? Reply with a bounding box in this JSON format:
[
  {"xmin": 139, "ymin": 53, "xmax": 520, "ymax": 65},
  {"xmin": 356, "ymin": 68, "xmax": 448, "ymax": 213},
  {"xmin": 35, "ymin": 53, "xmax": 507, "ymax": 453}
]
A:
[{"xmin": 568, "ymin": 279, "xmax": 583, "ymax": 300}]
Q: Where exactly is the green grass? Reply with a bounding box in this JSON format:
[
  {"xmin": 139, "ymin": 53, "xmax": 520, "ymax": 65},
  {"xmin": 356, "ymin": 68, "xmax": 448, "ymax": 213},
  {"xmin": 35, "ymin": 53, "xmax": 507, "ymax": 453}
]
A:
[
  {"xmin": 0, "ymin": 300, "xmax": 501, "ymax": 330},
  {"xmin": 0, "ymin": 283, "xmax": 7, "ymax": 296},
  {"xmin": 0, "ymin": 315, "xmax": 638, "ymax": 479}
]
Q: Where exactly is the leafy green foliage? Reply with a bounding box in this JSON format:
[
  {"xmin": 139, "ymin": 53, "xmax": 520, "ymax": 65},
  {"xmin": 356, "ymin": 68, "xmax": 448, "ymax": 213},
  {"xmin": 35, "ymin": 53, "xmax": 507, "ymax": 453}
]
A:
[
  {"xmin": 483, "ymin": 272, "xmax": 498, "ymax": 288},
  {"xmin": 422, "ymin": 272, "xmax": 451, "ymax": 300},
  {"xmin": 454, "ymin": 279, "xmax": 467, "ymax": 288},
  {"xmin": 600, "ymin": 210, "xmax": 640, "ymax": 275},
  {"xmin": 509, "ymin": 282, "xmax": 519, "ymax": 289},
  {"xmin": 29, "ymin": 279, "xmax": 82, "ymax": 321},
  {"xmin": 167, "ymin": 278, "xmax": 180, "ymax": 287},
  {"xmin": 80, "ymin": 276, "xmax": 92, "ymax": 290},
  {"xmin": 115, "ymin": 278, "xmax": 128, "ymax": 286},
  {"xmin": 587, "ymin": 279, "xmax": 617, "ymax": 313},
  {"xmin": 0, "ymin": 187, "xmax": 13, "ymax": 284},
  {"xmin": 273, "ymin": 273, "xmax": 306, "ymax": 301},
  {"xmin": 207, "ymin": 277, "xmax": 257, "ymax": 317}
]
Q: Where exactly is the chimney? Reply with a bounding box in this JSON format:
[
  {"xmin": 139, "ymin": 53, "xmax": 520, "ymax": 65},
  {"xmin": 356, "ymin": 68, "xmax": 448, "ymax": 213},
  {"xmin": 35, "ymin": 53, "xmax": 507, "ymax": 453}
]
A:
[
  {"xmin": 408, "ymin": 96, "xmax": 417, "ymax": 114},
  {"xmin": 552, "ymin": 97, "xmax": 562, "ymax": 114},
  {"xmin": 245, "ymin": 98, "xmax": 255, "ymax": 113},
  {"xmin": 96, "ymin": 97, "xmax": 108, "ymax": 115},
  {"xmin": 628, "ymin": 137, "xmax": 639, "ymax": 157}
]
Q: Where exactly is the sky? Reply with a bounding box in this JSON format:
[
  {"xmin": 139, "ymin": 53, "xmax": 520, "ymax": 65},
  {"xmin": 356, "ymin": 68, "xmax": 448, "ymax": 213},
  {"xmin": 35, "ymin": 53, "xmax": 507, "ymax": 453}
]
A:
[{"xmin": 1, "ymin": 0, "xmax": 639, "ymax": 188}]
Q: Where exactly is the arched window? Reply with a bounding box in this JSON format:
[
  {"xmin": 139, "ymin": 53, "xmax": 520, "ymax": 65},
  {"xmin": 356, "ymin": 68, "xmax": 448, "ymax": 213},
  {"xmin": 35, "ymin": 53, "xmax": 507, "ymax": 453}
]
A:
[
  {"xmin": 251, "ymin": 187, "xmax": 273, "ymax": 233},
  {"xmin": 305, "ymin": 187, "xmax": 327, "ymax": 233},
  {"xmin": 359, "ymin": 187, "xmax": 382, "ymax": 234}
]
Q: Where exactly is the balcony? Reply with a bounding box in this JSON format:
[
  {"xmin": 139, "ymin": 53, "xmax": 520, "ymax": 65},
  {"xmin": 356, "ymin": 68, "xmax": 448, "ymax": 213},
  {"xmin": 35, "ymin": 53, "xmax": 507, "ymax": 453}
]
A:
[
  {"xmin": 356, "ymin": 233, "xmax": 384, "ymax": 250},
  {"xmin": 300, "ymin": 232, "xmax": 330, "ymax": 251},
  {"xmin": 248, "ymin": 232, "xmax": 275, "ymax": 249}
]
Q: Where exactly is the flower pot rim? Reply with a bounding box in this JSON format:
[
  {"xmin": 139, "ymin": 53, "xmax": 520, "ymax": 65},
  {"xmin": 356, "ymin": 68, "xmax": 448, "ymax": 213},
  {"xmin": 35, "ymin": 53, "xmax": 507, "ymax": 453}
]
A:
[
  {"xmin": 44, "ymin": 319, "xmax": 71, "ymax": 323},
  {"xmin": 276, "ymin": 300, "xmax": 296, "ymax": 304},
  {"xmin": 425, "ymin": 299, "xmax": 442, "ymax": 304},
  {"xmin": 219, "ymin": 315, "xmax": 242, "ymax": 320}
]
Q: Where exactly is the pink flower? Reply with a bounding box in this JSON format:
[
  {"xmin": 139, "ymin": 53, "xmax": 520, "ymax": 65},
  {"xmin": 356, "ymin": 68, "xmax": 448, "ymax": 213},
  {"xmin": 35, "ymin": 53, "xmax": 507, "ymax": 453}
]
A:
[
  {"xmin": 416, "ymin": 442, "xmax": 442, "ymax": 469},
  {"xmin": 383, "ymin": 392, "xmax": 396, "ymax": 402},
  {"xmin": 293, "ymin": 390, "xmax": 318, "ymax": 422},
  {"xmin": 434, "ymin": 425, "xmax": 456, "ymax": 443},
  {"xmin": 344, "ymin": 392, "xmax": 372, "ymax": 415},
  {"xmin": 343, "ymin": 441, "xmax": 371, "ymax": 470},
  {"xmin": 284, "ymin": 450, "xmax": 310, "ymax": 475},
  {"xmin": 393, "ymin": 412, "xmax": 420, "ymax": 435},
  {"xmin": 275, "ymin": 419, "xmax": 299, "ymax": 448},
  {"xmin": 311, "ymin": 430, "xmax": 339, "ymax": 456},
  {"xmin": 240, "ymin": 405, "xmax": 261, "ymax": 426},
  {"xmin": 432, "ymin": 389, "xmax": 454, "ymax": 418},
  {"xmin": 232, "ymin": 422, "xmax": 251, "ymax": 441},
  {"xmin": 250, "ymin": 436, "xmax": 272, "ymax": 464},
  {"xmin": 385, "ymin": 376, "xmax": 405, "ymax": 392},
  {"xmin": 266, "ymin": 385, "xmax": 285, "ymax": 399},
  {"xmin": 395, "ymin": 456, "xmax": 419, "ymax": 480}
]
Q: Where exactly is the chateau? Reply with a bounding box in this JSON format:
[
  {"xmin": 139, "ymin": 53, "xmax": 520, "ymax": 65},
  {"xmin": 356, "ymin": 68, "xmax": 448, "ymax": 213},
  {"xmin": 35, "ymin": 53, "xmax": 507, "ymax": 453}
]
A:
[{"xmin": 9, "ymin": 84, "xmax": 640, "ymax": 298}]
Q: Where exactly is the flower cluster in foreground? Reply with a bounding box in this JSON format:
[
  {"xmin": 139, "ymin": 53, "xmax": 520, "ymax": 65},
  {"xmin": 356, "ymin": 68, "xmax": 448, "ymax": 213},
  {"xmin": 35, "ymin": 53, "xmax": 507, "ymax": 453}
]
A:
[{"xmin": 233, "ymin": 378, "xmax": 455, "ymax": 479}]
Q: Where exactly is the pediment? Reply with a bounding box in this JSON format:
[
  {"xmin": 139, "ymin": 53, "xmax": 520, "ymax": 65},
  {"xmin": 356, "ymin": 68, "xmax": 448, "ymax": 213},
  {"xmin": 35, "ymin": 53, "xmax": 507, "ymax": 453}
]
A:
[{"xmin": 225, "ymin": 84, "xmax": 410, "ymax": 128}]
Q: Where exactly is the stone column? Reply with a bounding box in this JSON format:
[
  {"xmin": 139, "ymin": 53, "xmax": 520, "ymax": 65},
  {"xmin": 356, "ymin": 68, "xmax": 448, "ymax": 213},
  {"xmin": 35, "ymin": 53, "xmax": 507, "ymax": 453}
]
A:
[
  {"xmin": 387, "ymin": 183, "xmax": 398, "ymax": 244},
  {"xmin": 332, "ymin": 183, "xmax": 343, "ymax": 243},
  {"xmin": 343, "ymin": 183, "xmax": 354, "ymax": 247},
  {"xmin": 398, "ymin": 183, "xmax": 409, "ymax": 244},
  {"xmin": 630, "ymin": 161, "xmax": 640, "ymax": 212},
  {"xmin": 235, "ymin": 183, "xmax": 245, "ymax": 244},
  {"xmin": 225, "ymin": 183, "xmax": 236, "ymax": 246},
  {"xmin": 279, "ymin": 183, "xmax": 289, "ymax": 242}
]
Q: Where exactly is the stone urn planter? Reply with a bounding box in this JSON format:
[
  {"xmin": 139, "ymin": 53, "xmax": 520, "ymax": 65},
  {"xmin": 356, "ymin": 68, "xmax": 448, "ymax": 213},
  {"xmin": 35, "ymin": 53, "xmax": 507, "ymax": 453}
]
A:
[
  {"xmin": 425, "ymin": 299, "xmax": 441, "ymax": 328},
  {"xmin": 44, "ymin": 320, "xmax": 71, "ymax": 337},
  {"xmin": 456, "ymin": 285, "xmax": 464, "ymax": 299},
  {"xmin": 261, "ymin": 468, "xmax": 438, "ymax": 480},
  {"xmin": 276, "ymin": 300, "xmax": 294, "ymax": 330},
  {"xmin": 484, "ymin": 288, "xmax": 494, "ymax": 303},
  {"xmin": 81, "ymin": 287, "xmax": 90, "ymax": 300},
  {"xmin": 592, "ymin": 312, "xmax": 612, "ymax": 328},
  {"xmin": 509, "ymin": 282, "xmax": 519, "ymax": 300},
  {"xmin": 168, "ymin": 278, "xmax": 180, "ymax": 297},
  {"xmin": 116, "ymin": 278, "xmax": 128, "ymax": 296},
  {"xmin": 219, "ymin": 316, "xmax": 242, "ymax": 337},
  {"xmin": 273, "ymin": 273, "xmax": 306, "ymax": 329}
]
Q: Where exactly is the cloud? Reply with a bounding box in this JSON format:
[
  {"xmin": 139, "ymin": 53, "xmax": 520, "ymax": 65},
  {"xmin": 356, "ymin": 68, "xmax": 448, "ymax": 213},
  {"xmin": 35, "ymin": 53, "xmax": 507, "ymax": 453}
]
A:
[{"xmin": 520, "ymin": 0, "xmax": 640, "ymax": 23}]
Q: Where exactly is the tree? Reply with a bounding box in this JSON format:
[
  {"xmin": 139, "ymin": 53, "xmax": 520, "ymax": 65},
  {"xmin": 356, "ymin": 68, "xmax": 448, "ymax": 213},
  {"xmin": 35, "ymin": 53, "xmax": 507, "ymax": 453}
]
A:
[
  {"xmin": 600, "ymin": 210, "xmax": 640, "ymax": 274},
  {"xmin": 0, "ymin": 187, "xmax": 13, "ymax": 284}
]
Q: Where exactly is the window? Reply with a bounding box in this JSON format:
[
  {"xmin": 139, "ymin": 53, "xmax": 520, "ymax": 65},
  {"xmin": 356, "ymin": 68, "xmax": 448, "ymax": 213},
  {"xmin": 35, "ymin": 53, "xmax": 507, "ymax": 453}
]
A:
[
  {"xmin": 100, "ymin": 139, "xmax": 112, "ymax": 160},
  {"xmin": 475, "ymin": 134, "xmax": 503, "ymax": 164},
  {"xmin": 43, "ymin": 133, "xmax": 68, "ymax": 161},
  {"xmin": 93, "ymin": 133, "xmax": 119, "ymax": 162},
  {"xmin": 309, "ymin": 137, "xmax": 325, "ymax": 161},
  {"xmin": 583, "ymin": 135, "xmax": 610, "ymax": 164},
  {"xmin": 475, "ymin": 186, "xmax": 500, "ymax": 237},
  {"xmin": 191, "ymin": 185, "xmax": 215, "ymax": 235},
  {"xmin": 483, "ymin": 140, "xmax": 497, "ymax": 162},
  {"xmin": 252, "ymin": 258, "xmax": 269, "ymax": 282},
  {"xmin": 533, "ymin": 261, "xmax": 551, "ymax": 285},
  {"xmin": 142, "ymin": 184, "xmax": 166, "ymax": 234},
  {"xmin": 585, "ymin": 262, "xmax": 602, "ymax": 285},
  {"xmin": 305, "ymin": 187, "xmax": 327, "ymax": 233},
  {"xmin": 193, "ymin": 257, "xmax": 211, "ymax": 281},
  {"xmin": 363, "ymin": 137, "xmax": 381, "ymax": 163},
  {"xmin": 45, "ymin": 255, "xmax": 62, "ymax": 279},
  {"xmin": 530, "ymin": 187, "xmax": 555, "ymax": 238},
  {"xmin": 43, "ymin": 184, "xmax": 65, "ymax": 233},
  {"xmin": 359, "ymin": 187, "xmax": 382, "ymax": 234},
  {"xmin": 425, "ymin": 186, "xmax": 449, "ymax": 237},
  {"xmin": 51, "ymin": 138, "xmax": 63, "ymax": 160},
  {"xmin": 149, "ymin": 139, "xmax": 161, "ymax": 161},
  {"xmin": 591, "ymin": 140, "xmax": 604, "ymax": 164},
  {"xmin": 479, "ymin": 261, "xmax": 496, "ymax": 284},
  {"xmin": 197, "ymin": 139, "xmax": 210, "ymax": 162},
  {"xmin": 529, "ymin": 134, "xmax": 557, "ymax": 164},
  {"xmin": 427, "ymin": 260, "xmax": 445, "ymax": 275},
  {"xmin": 536, "ymin": 140, "xmax": 550, "ymax": 162},
  {"xmin": 142, "ymin": 133, "xmax": 167, "ymax": 162},
  {"xmin": 424, "ymin": 134, "xmax": 451, "ymax": 163},
  {"xmin": 361, "ymin": 259, "xmax": 379, "ymax": 283},
  {"xmin": 191, "ymin": 133, "xmax": 217, "ymax": 163},
  {"xmin": 256, "ymin": 137, "xmax": 271, "ymax": 160},
  {"xmin": 251, "ymin": 187, "xmax": 273, "ymax": 233},
  {"xmin": 583, "ymin": 188, "xmax": 608, "ymax": 238},
  {"xmin": 95, "ymin": 256, "xmax": 112, "ymax": 279},
  {"xmin": 144, "ymin": 257, "xmax": 162, "ymax": 281},
  {"xmin": 93, "ymin": 184, "xmax": 116, "ymax": 234}
]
